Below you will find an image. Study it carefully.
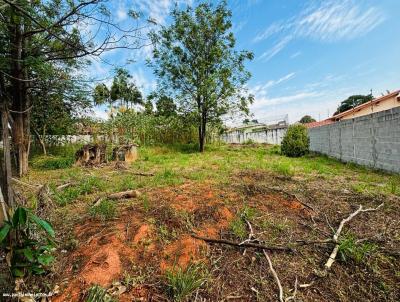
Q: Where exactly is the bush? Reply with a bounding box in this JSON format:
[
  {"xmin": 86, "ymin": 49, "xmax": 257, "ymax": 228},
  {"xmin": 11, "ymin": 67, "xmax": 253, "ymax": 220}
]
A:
[
  {"xmin": 281, "ymin": 124, "xmax": 309, "ymax": 157},
  {"xmin": 0, "ymin": 207, "xmax": 55, "ymax": 277},
  {"xmin": 31, "ymin": 155, "xmax": 73, "ymax": 170}
]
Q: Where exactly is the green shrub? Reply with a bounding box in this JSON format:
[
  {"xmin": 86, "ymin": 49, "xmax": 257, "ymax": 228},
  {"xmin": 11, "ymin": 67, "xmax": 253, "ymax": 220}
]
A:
[
  {"xmin": 31, "ymin": 155, "xmax": 73, "ymax": 170},
  {"xmin": 281, "ymin": 124, "xmax": 309, "ymax": 157},
  {"xmin": 166, "ymin": 263, "xmax": 207, "ymax": 301}
]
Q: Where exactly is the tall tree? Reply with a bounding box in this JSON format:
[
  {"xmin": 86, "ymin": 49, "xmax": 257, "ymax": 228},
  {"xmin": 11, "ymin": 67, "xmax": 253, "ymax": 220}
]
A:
[
  {"xmin": 144, "ymin": 100, "xmax": 154, "ymax": 115},
  {"xmin": 150, "ymin": 1, "xmax": 253, "ymax": 152},
  {"xmin": 334, "ymin": 94, "xmax": 374, "ymax": 115},
  {"xmin": 110, "ymin": 69, "xmax": 143, "ymax": 109},
  {"xmin": 0, "ymin": 0, "xmax": 147, "ymax": 177},
  {"xmin": 94, "ymin": 69, "xmax": 143, "ymax": 112},
  {"xmin": 31, "ymin": 66, "xmax": 90, "ymax": 155},
  {"xmin": 154, "ymin": 95, "xmax": 177, "ymax": 117},
  {"xmin": 299, "ymin": 115, "xmax": 316, "ymax": 124}
]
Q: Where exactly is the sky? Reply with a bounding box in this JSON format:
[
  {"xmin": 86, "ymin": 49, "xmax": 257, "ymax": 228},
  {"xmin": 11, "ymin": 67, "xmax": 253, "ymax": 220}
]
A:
[{"xmin": 88, "ymin": 0, "xmax": 400, "ymax": 124}]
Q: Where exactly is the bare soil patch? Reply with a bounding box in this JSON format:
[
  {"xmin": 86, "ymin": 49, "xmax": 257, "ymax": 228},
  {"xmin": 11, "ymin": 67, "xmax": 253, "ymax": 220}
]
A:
[{"xmin": 48, "ymin": 171, "xmax": 400, "ymax": 301}]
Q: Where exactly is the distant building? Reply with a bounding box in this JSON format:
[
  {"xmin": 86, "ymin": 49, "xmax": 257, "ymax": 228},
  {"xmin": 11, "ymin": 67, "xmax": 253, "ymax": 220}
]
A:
[
  {"xmin": 305, "ymin": 89, "xmax": 400, "ymax": 128},
  {"xmin": 331, "ymin": 90, "xmax": 400, "ymax": 121},
  {"xmin": 221, "ymin": 120, "xmax": 288, "ymax": 144},
  {"xmin": 304, "ymin": 119, "xmax": 334, "ymax": 129}
]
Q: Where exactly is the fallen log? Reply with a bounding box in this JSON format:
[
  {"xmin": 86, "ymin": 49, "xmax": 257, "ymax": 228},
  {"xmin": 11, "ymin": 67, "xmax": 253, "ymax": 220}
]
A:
[
  {"xmin": 132, "ymin": 172, "xmax": 155, "ymax": 177},
  {"xmin": 108, "ymin": 190, "xmax": 141, "ymax": 200},
  {"xmin": 93, "ymin": 190, "xmax": 141, "ymax": 206},
  {"xmin": 191, "ymin": 234, "xmax": 294, "ymax": 252}
]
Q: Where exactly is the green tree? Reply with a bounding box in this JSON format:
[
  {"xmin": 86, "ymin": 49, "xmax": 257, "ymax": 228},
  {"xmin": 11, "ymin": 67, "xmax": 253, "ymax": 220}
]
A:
[
  {"xmin": 299, "ymin": 115, "xmax": 316, "ymax": 124},
  {"xmin": 144, "ymin": 100, "xmax": 154, "ymax": 115},
  {"xmin": 110, "ymin": 69, "xmax": 143, "ymax": 109},
  {"xmin": 31, "ymin": 67, "xmax": 90, "ymax": 155},
  {"xmin": 93, "ymin": 84, "xmax": 112, "ymax": 108},
  {"xmin": 155, "ymin": 96, "xmax": 177, "ymax": 117},
  {"xmin": 334, "ymin": 94, "xmax": 373, "ymax": 115},
  {"xmin": 150, "ymin": 1, "xmax": 253, "ymax": 152},
  {"xmin": 95, "ymin": 69, "xmax": 143, "ymax": 111},
  {"xmin": 0, "ymin": 0, "xmax": 146, "ymax": 177}
]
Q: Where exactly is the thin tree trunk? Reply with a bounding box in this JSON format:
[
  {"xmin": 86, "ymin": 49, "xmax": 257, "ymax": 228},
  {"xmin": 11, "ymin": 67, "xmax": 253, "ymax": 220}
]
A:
[
  {"xmin": 9, "ymin": 10, "xmax": 30, "ymax": 177},
  {"xmin": 1, "ymin": 99, "xmax": 14, "ymax": 209},
  {"xmin": 33, "ymin": 128, "xmax": 47, "ymax": 155},
  {"xmin": 199, "ymin": 110, "xmax": 206, "ymax": 152}
]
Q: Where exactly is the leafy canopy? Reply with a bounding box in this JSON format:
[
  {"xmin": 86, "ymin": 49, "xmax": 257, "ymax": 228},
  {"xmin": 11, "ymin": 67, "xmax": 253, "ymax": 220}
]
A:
[
  {"xmin": 299, "ymin": 115, "xmax": 316, "ymax": 124},
  {"xmin": 334, "ymin": 94, "xmax": 373, "ymax": 115},
  {"xmin": 150, "ymin": 0, "xmax": 253, "ymax": 151}
]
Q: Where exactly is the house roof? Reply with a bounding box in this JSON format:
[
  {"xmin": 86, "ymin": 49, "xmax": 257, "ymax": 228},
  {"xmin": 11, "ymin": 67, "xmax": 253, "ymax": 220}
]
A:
[
  {"xmin": 304, "ymin": 119, "xmax": 334, "ymax": 128},
  {"xmin": 331, "ymin": 90, "xmax": 400, "ymax": 120}
]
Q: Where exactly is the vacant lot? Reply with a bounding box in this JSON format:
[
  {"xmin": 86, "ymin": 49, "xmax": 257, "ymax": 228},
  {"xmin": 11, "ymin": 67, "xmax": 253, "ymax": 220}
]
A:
[{"xmin": 5, "ymin": 144, "xmax": 400, "ymax": 301}]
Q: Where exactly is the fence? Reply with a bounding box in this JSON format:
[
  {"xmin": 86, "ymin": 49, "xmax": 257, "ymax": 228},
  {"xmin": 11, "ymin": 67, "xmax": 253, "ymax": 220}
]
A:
[
  {"xmin": 221, "ymin": 124, "xmax": 287, "ymax": 145},
  {"xmin": 308, "ymin": 107, "xmax": 400, "ymax": 173}
]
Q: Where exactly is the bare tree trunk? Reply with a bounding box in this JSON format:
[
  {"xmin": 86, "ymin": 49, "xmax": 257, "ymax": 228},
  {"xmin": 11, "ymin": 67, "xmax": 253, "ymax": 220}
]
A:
[
  {"xmin": 33, "ymin": 128, "xmax": 47, "ymax": 155},
  {"xmin": 1, "ymin": 97, "xmax": 14, "ymax": 209},
  {"xmin": 199, "ymin": 110, "xmax": 206, "ymax": 152},
  {"xmin": 9, "ymin": 11, "xmax": 30, "ymax": 177}
]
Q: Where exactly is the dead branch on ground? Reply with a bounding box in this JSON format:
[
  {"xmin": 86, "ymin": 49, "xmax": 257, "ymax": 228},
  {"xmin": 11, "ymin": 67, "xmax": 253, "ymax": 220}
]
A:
[
  {"xmin": 93, "ymin": 190, "xmax": 142, "ymax": 206},
  {"xmin": 269, "ymin": 186, "xmax": 316, "ymax": 212},
  {"xmin": 191, "ymin": 234, "xmax": 294, "ymax": 252},
  {"xmin": 263, "ymin": 250, "xmax": 284, "ymax": 302},
  {"xmin": 323, "ymin": 203, "xmax": 384, "ymax": 273},
  {"xmin": 11, "ymin": 177, "xmax": 42, "ymax": 190},
  {"xmin": 56, "ymin": 182, "xmax": 75, "ymax": 190},
  {"xmin": 263, "ymin": 250, "xmax": 299, "ymax": 302},
  {"xmin": 131, "ymin": 172, "xmax": 155, "ymax": 176}
]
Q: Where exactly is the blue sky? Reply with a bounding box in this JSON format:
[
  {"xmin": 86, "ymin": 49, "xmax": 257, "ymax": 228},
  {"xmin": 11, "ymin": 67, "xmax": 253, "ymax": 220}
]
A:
[{"xmin": 89, "ymin": 0, "xmax": 400, "ymax": 123}]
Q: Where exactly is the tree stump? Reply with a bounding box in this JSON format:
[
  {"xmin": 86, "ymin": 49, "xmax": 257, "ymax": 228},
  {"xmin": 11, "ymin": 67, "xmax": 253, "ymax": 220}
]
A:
[
  {"xmin": 75, "ymin": 143, "xmax": 107, "ymax": 166},
  {"xmin": 112, "ymin": 144, "xmax": 138, "ymax": 163}
]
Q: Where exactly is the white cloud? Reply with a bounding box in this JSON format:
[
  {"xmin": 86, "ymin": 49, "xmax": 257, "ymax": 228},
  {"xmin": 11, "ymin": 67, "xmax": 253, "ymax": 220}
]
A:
[
  {"xmin": 116, "ymin": 3, "xmax": 128, "ymax": 22},
  {"xmin": 255, "ymin": 0, "xmax": 385, "ymax": 60},
  {"xmin": 232, "ymin": 20, "xmax": 247, "ymax": 33},
  {"xmin": 253, "ymin": 21, "xmax": 289, "ymax": 43},
  {"xmin": 133, "ymin": 0, "xmax": 192, "ymax": 25},
  {"xmin": 251, "ymin": 91, "xmax": 321, "ymax": 108},
  {"xmin": 295, "ymin": 1, "xmax": 385, "ymax": 42},
  {"xmin": 290, "ymin": 51, "xmax": 301, "ymax": 59},
  {"xmin": 259, "ymin": 35, "xmax": 292, "ymax": 61},
  {"xmin": 130, "ymin": 68, "xmax": 157, "ymax": 94},
  {"xmin": 251, "ymin": 72, "xmax": 295, "ymax": 97}
]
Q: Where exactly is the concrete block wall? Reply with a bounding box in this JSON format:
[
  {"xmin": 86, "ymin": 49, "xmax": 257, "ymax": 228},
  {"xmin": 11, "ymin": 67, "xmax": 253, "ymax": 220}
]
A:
[
  {"xmin": 221, "ymin": 127, "xmax": 287, "ymax": 145},
  {"xmin": 308, "ymin": 107, "xmax": 400, "ymax": 173}
]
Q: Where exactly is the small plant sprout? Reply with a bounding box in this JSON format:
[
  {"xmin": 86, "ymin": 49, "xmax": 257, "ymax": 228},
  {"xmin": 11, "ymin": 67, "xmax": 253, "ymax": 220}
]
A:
[
  {"xmin": 166, "ymin": 263, "xmax": 208, "ymax": 301},
  {"xmin": 0, "ymin": 207, "xmax": 55, "ymax": 277}
]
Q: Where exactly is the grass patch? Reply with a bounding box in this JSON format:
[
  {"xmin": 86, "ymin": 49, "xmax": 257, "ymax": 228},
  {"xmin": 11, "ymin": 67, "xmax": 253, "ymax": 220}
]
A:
[
  {"xmin": 338, "ymin": 234, "xmax": 377, "ymax": 264},
  {"xmin": 53, "ymin": 176, "xmax": 106, "ymax": 206},
  {"xmin": 88, "ymin": 199, "xmax": 116, "ymax": 221},
  {"xmin": 165, "ymin": 263, "xmax": 207, "ymax": 301},
  {"xmin": 31, "ymin": 155, "xmax": 73, "ymax": 170},
  {"xmin": 230, "ymin": 206, "xmax": 258, "ymax": 240},
  {"xmin": 85, "ymin": 284, "xmax": 115, "ymax": 302}
]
